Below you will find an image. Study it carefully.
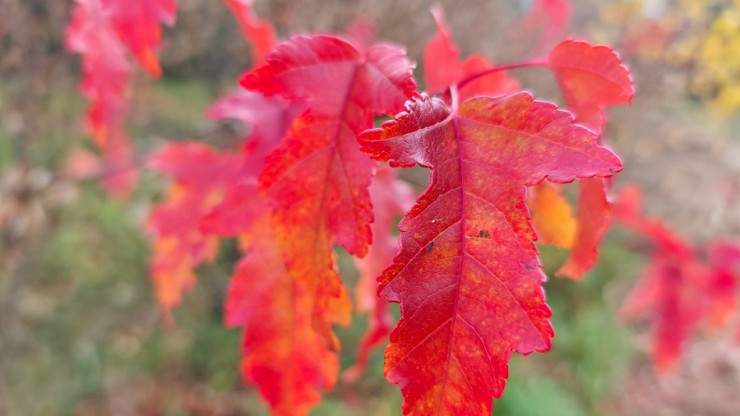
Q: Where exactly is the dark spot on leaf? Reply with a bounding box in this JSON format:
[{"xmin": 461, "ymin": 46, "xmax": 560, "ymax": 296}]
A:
[
  {"xmin": 427, "ymin": 242, "xmax": 434, "ymax": 254},
  {"xmin": 524, "ymin": 263, "xmax": 536, "ymax": 270},
  {"xmin": 478, "ymin": 230, "xmax": 491, "ymax": 239}
]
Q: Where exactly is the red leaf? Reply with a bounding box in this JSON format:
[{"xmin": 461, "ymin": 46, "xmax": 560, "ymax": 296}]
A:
[
  {"xmin": 147, "ymin": 143, "xmax": 242, "ymax": 318},
  {"xmin": 458, "ymin": 54, "xmax": 521, "ymax": 100},
  {"xmin": 706, "ymin": 242, "xmax": 740, "ymax": 328},
  {"xmin": 226, "ymin": 212, "xmax": 338, "ymax": 416},
  {"xmin": 423, "ymin": 5, "xmax": 462, "ymax": 95},
  {"xmin": 102, "ymin": 0, "xmax": 177, "ymax": 78},
  {"xmin": 359, "ymin": 93, "xmax": 622, "ymax": 414},
  {"xmin": 206, "ymin": 90, "xmax": 303, "ymax": 175},
  {"xmin": 516, "ymin": 0, "xmax": 572, "ymax": 56},
  {"xmin": 548, "ymin": 39, "xmax": 634, "ymax": 133},
  {"xmin": 547, "ymin": 40, "xmax": 633, "ymax": 279},
  {"xmin": 614, "ymin": 185, "xmax": 722, "ymax": 371},
  {"xmin": 199, "ymin": 90, "xmax": 303, "ymax": 237},
  {"xmin": 240, "ymin": 35, "xmax": 417, "ymax": 345},
  {"xmin": 556, "ymin": 177, "xmax": 611, "ymax": 279},
  {"xmin": 222, "ymin": 0, "xmax": 277, "ymax": 67},
  {"xmin": 100, "ymin": 132, "xmax": 138, "ymax": 197},
  {"xmin": 423, "ymin": 6, "xmax": 519, "ymax": 98},
  {"xmin": 66, "ymin": 0, "xmax": 131, "ymax": 148},
  {"xmin": 621, "ymin": 255, "xmax": 707, "ymax": 372},
  {"xmin": 344, "ymin": 165, "xmax": 416, "ymax": 382}
]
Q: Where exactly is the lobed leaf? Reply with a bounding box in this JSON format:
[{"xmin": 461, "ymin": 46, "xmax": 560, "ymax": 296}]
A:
[
  {"xmin": 360, "ymin": 93, "xmax": 622, "ymax": 415},
  {"xmin": 66, "ymin": 0, "xmax": 138, "ymax": 196},
  {"xmin": 240, "ymin": 35, "xmax": 417, "ymax": 345}
]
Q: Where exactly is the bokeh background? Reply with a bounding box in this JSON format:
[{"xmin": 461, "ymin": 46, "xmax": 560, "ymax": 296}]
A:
[{"xmin": 2, "ymin": 0, "xmax": 740, "ymax": 415}]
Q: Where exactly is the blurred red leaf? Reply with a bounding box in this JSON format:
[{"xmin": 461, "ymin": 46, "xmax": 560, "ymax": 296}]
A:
[
  {"xmin": 344, "ymin": 165, "xmax": 416, "ymax": 382},
  {"xmin": 556, "ymin": 177, "xmax": 612, "ymax": 279},
  {"xmin": 546, "ymin": 39, "xmax": 633, "ymax": 279},
  {"xmin": 66, "ymin": 0, "xmax": 131, "ymax": 148},
  {"xmin": 226, "ymin": 211, "xmax": 339, "ymax": 416},
  {"xmin": 102, "ymin": 0, "xmax": 177, "ymax": 78},
  {"xmin": 147, "ymin": 143, "xmax": 242, "ymax": 319},
  {"xmin": 423, "ymin": 6, "xmax": 519, "ymax": 98},
  {"xmin": 222, "ymin": 0, "xmax": 276, "ymax": 66},
  {"xmin": 515, "ymin": 0, "xmax": 572, "ymax": 56},
  {"xmin": 615, "ymin": 185, "xmax": 739, "ymax": 371}
]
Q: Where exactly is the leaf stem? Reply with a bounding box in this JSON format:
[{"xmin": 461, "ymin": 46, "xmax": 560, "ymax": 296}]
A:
[
  {"xmin": 455, "ymin": 60, "xmax": 548, "ymax": 91},
  {"xmin": 449, "ymin": 84, "xmax": 460, "ymax": 112}
]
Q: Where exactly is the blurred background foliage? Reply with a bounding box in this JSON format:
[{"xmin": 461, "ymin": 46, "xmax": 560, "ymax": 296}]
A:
[{"xmin": 1, "ymin": 0, "xmax": 740, "ymax": 415}]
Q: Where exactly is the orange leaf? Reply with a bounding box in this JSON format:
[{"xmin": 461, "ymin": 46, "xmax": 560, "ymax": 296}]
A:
[
  {"xmin": 529, "ymin": 181, "xmax": 576, "ymax": 248},
  {"xmin": 226, "ymin": 213, "xmax": 339, "ymax": 416}
]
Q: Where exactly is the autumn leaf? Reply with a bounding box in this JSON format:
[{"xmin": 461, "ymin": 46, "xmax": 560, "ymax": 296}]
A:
[
  {"xmin": 457, "ymin": 54, "xmax": 521, "ymax": 100},
  {"xmin": 705, "ymin": 242, "xmax": 740, "ymax": 329},
  {"xmin": 359, "ymin": 93, "xmax": 622, "ymax": 415},
  {"xmin": 147, "ymin": 143, "xmax": 242, "ymax": 319},
  {"xmin": 548, "ymin": 39, "xmax": 634, "ymax": 133},
  {"xmin": 226, "ymin": 210, "xmax": 339, "ymax": 416},
  {"xmin": 555, "ymin": 177, "xmax": 612, "ymax": 279},
  {"xmin": 344, "ymin": 165, "xmax": 416, "ymax": 382},
  {"xmin": 514, "ymin": 0, "xmax": 573, "ymax": 56},
  {"xmin": 66, "ymin": 0, "xmax": 139, "ymax": 196},
  {"xmin": 528, "ymin": 181, "xmax": 576, "ymax": 248},
  {"xmin": 197, "ymin": 89, "xmax": 303, "ymax": 237},
  {"xmin": 423, "ymin": 6, "xmax": 519, "ymax": 99},
  {"xmin": 621, "ymin": 255, "xmax": 707, "ymax": 372},
  {"xmin": 240, "ymin": 35, "xmax": 417, "ymax": 346},
  {"xmin": 615, "ymin": 185, "xmax": 739, "ymax": 371},
  {"xmin": 546, "ymin": 39, "xmax": 634, "ymax": 279},
  {"xmin": 222, "ymin": 0, "xmax": 276, "ymax": 66},
  {"xmin": 66, "ymin": 0, "xmax": 131, "ymax": 149},
  {"xmin": 206, "ymin": 91, "xmax": 303, "ymax": 175},
  {"xmin": 423, "ymin": 5, "xmax": 462, "ymax": 95},
  {"xmin": 102, "ymin": 0, "xmax": 177, "ymax": 78}
]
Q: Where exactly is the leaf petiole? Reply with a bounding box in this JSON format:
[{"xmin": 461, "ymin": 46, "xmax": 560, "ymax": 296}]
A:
[{"xmin": 454, "ymin": 60, "xmax": 548, "ymax": 91}]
